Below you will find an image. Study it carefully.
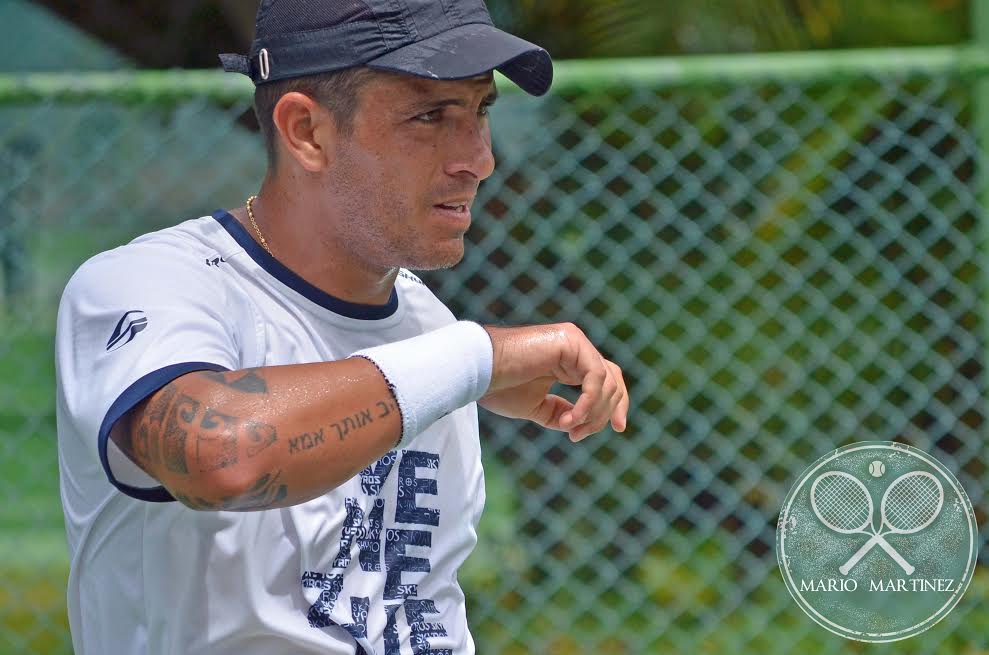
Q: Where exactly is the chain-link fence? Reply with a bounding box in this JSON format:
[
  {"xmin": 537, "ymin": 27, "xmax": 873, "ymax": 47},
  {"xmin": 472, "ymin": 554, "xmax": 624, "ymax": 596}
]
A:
[{"xmin": 1, "ymin": 49, "xmax": 988, "ymax": 654}]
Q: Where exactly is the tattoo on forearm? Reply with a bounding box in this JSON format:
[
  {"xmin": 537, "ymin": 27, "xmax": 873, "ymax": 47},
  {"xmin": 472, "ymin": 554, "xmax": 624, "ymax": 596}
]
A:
[
  {"xmin": 196, "ymin": 408, "xmax": 239, "ymax": 472},
  {"xmin": 134, "ymin": 423, "xmax": 152, "ymax": 462},
  {"xmin": 162, "ymin": 394, "xmax": 201, "ymax": 474},
  {"xmin": 195, "ymin": 409, "xmax": 278, "ymax": 471},
  {"xmin": 119, "ymin": 384, "xmax": 176, "ymax": 468},
  {"xmin": 118, "ymin": 377, "xmax": 282, "ymax": 511},
  {"xmin": 147, "ymin": 384, "xmax": 177, "ymax": 424},
  {"xmin": 174, "ymin": 470, "xmax": 288, "ymax": 511},
  {"xmin": 245, "ymin": 421, "xmax": 277, "ymax": 457},
  {"xmin": 173, "ymin": 492, "xmax": 217, "ymax": 511},
  {"xmin": 115, "ymin": 423, "xmax": 138, "ymax": 461},
  {"xmin": 376, "ymin": 400, "xmax": 396, "ymax": 418},
  {"xmin": 286, "ymin": 398, "xmax": 398, "ymax": 456},
  {"xmin": 288, "ymin": 428, "xmax": 324, "ymax": 454},
  {"xmin": 118, "ymin": 372, "xmax": 287, "ymax": 510},
  {"xmin": 332, "ymin": 408, "xmax": 374, "ymax": 441},
  {"xmin": 200, "ymin": 369, "xmax": 268, "ymax": 394},
  {"xmin": 235, "ymin": 470, "xmax": 288, "ymax": 509}
]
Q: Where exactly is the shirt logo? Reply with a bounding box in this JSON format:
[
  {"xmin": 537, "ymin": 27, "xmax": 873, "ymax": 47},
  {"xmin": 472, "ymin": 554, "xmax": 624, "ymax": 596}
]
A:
[{"xmin": 106, "ymin": 310, "xmax": 148, "ymax": 352}]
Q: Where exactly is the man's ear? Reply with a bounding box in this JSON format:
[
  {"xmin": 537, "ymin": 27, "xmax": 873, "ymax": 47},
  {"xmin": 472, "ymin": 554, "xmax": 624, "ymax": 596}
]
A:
[{"xmin": 271, "ymin": 92, "xmax": 336, "ymax": 173}]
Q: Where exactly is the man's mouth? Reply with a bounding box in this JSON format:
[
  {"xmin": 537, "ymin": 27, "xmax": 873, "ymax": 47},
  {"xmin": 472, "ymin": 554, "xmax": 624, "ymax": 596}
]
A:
[{"xmin": 435, "ymin": 203, "xmax": 469, "ymax": 213}]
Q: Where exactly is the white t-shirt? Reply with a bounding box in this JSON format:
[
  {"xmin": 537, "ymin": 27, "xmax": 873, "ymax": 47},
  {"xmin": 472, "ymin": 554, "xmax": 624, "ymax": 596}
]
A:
[{"xmin": 55, "ymin": 211, "xmax": 486, "ymax": 655}]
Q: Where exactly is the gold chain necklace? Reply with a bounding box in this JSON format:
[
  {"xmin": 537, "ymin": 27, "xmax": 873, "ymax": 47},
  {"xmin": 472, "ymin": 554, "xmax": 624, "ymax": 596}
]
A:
[{"xmin": 246, "ymin": 195, "xmax": 272, "ymax": 255}]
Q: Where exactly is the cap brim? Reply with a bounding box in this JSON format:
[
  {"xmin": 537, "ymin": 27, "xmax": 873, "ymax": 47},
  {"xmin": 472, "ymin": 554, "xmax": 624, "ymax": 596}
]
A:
[{"xmin": 366, "ymin": 23, "xmax": 553, "ymax": 96}]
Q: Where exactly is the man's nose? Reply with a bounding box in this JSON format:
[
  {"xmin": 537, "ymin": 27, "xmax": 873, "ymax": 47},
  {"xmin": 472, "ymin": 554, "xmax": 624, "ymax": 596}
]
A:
[{"xmin": 445, "ymin": 118, "xmax": 496, "ymax": 181}]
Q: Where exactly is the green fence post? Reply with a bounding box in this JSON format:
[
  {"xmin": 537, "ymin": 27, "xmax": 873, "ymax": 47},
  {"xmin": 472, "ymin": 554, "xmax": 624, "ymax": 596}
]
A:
[{"xmin": 976, "ymin": 0, "xmax": 989, "ymax": 431}]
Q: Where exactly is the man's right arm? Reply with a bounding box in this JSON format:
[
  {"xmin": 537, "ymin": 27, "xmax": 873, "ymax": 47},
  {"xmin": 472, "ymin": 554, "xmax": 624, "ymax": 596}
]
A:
[
  {"xmin": 111, "ymin": 322, "xmax": 628, "ymax": 511},
  {"xmin": 111, "ymin": 356, "xmax": 402, "ymax": 511}
]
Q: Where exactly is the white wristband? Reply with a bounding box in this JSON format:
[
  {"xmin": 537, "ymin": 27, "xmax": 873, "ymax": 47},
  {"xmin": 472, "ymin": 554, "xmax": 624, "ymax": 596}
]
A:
[{"xmin": 351, "ymin": 321, "xmax": 493, "ymax": 446}]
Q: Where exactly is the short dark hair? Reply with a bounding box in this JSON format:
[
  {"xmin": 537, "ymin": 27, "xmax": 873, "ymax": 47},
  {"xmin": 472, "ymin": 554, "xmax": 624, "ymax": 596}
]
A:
[{"xmin": 253, "ymin": 67, "xmax": 377, "ymax": 168}]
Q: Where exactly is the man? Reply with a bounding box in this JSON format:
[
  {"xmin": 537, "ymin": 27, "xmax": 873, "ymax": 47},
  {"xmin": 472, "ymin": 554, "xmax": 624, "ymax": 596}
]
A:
[{"xmin": 55, "ymin": 1, "xmax": 628, "ymax": 653}]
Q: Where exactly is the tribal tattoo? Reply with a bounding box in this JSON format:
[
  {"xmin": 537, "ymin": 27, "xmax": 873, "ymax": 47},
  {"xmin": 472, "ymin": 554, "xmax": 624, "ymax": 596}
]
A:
[
  {"xmin": 200, "ymin": 369, "xmax": 268, "ymax": 394},
  {"xmin": 121, "ymin": 371, "xmax": 279, "ymax": 473},
  {"xmin": 162, "ymin": 394, "xmax": 200, "ymax": 474},
  {"xmin": 196, "ymin": 408, "xmax": 239, "ymax": 472},
  {"xmin": 174, "ymin": 470, "xmax": 288, "ymax": 511}
]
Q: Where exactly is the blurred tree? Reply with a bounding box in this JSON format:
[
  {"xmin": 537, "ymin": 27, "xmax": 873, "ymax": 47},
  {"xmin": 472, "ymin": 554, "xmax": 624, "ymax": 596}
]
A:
[
  {"xmin": 487, "ymin": 0, "xmax": 969, "ymax": 58},
  {"xmin": 33, "ymin": 0, "xmax": 970, "ymax": 67},
  {"xmin": 32, "ymin": 0, "xmax": 250, "ymax": 68}
]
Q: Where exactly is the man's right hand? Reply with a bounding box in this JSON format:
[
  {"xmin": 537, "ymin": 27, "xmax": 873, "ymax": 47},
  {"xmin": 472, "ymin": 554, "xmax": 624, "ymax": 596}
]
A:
[{"xmin": 479, "ymin": 324, "xmax": 628, "ymax": 442}]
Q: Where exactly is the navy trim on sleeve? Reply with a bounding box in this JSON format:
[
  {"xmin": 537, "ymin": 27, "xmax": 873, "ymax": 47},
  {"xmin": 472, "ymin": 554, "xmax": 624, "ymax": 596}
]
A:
[
  {"xmin": 212, "ymin": 210, "xmax": 400, "ymax": 320},
  {"xmin": 98, "ymin": 362, "xmax": 229, "ymax": 503}
]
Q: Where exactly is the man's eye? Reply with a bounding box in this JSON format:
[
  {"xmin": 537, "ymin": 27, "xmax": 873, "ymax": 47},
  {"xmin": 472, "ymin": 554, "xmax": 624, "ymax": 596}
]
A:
[
  {"xmin": 414, "ymin": 109, "xmax": 442, "ymax": 123},
  {"xmin": 478, "ymin": 103, "xmax": 493, "ymax": 118}
]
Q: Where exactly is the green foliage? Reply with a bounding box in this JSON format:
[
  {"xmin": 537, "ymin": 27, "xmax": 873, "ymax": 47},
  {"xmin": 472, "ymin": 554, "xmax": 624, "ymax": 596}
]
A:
[
  {"xmin": 0, "ymin": 561, "xmax": 71, "ymax": 655},
  {"xmin": 487, "ymin": 0, "xmax": 970, "ymax": 58},
  {"xmin": 460, "ymin": 455, "xmax": 530, "ymax": 591},
  {"xmin": 0, "ymin": 326, "xmax": 67, "ymax": 653},
  {"xmin": 468, "ymin": 533, "xmax": 989, "ymax": 653}
]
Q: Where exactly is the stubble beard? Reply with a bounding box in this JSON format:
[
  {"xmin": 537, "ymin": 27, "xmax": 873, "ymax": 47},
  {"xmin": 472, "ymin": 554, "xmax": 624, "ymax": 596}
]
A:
[
  {"xmin": 330, "ymin": 146, "xmax": 468, "ymax": 272},
  {"xmin": 335, "ymin": 193, "xmax": 466, "ymax": 273}
]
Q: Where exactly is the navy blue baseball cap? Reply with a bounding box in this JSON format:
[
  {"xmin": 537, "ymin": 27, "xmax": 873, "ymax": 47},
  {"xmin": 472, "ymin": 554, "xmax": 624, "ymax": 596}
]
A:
[{"xmin": 220, "ymin": 0, "xmax": 553, "ymax": 96}]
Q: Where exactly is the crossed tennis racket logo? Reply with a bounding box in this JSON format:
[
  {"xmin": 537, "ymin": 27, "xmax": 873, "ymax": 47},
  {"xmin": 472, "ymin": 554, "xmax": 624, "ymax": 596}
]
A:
[{"xmin": 810, "ymin": 470, "xmax": 944, "ymax": 576}]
